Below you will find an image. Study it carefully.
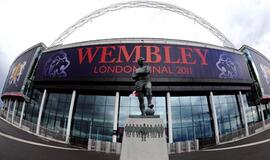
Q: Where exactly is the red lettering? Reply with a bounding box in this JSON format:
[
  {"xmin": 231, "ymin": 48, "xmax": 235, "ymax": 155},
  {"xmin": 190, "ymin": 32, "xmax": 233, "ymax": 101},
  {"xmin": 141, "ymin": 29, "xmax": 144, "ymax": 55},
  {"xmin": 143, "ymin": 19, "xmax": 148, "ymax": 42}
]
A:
[
  {"xmin": 78, "ymin": 47, "xmax": 100, "ymax": 64},
  {"xmin": 116, "ymin": 66, "xmax": 123, "ymax": 73},
  {"xmin": 152, "ymin": 66, "xmax": 161, "ymax": 74},
  {"xmin": 164, "ymin": 46, "xmax": 180, "ymax": 64},
  {"xmin": 117, "ymin": 45, "xmax": 141, "ymax": 63},
  {"xmin": 99, "ymin": 46, "xmax": 116, "ymax": 63},
  {"xmin": 180, "ymin": 47, "xmax": 196, "ymax": 65},
  {"xmin": 107, "ymin": 65, "xmax": 115, "ymax": 73},
  {"xmin": 93, "ymin": 66, "xmax": 98, "ymax": 74},
  {"xmin": 194, "ymin": 48, "xmax": 208, "ymax": 65},
  {"xmin": 99, "ymin": 66, "xmax": 107, "ymax": 73},
  {"xmin": 124, "ymin": 66, "xmax": 133, "ymax": 73},
  {"xmin": 145, "ymin": 45, "xmax": 161, "ymax": 63},
  {"xmin": 161, "ymin": 66, "xmax": 173, "ymax": 74}
]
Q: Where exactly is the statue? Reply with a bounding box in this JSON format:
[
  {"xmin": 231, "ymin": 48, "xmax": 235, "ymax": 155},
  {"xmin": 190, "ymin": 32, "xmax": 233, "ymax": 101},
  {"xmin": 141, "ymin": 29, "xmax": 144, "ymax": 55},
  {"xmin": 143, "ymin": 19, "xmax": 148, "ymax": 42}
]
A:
[{"xmin": 132, "ymin": 57, "xmax": 154, "ymax": 116}]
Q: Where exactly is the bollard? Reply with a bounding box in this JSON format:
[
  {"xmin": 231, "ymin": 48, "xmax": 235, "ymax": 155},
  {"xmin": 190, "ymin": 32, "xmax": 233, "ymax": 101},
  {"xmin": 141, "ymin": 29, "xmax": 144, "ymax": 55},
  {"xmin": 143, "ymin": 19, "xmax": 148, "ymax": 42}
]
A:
[
  {"xmin": 176, "ymin": 142, "xmax": 181, "ymax": 153},
  {"xmin": 90, "ymin": 139, "xmax": 97, "ymax": 151},
  {"xmin": 116, "ymin": 142, "xmax": 121, "ymax": 154},
  {"xmin": 170, "ymin": 143, "xmax": 174, "ymax": 153},
  {"xmin": 186, "ymin": 141, "xmax": 191, "ymax": 152},
  {"xmin": 105, "ymin": 141, "xmax": 111, "ymax": 153},
  {"xmin": 167, "ymin": 143, "xmax": 171, "ymax": 154},
  {"xmin": 96, "ymin": 140, "xmax": 101, "ymax": 152},
  {"xmin": 101, "ymin": 141, "xmax": 106, "ymax": 152},
  {"xmin": 88, "ymin": 139, "xmax": 92, "ymax": 150},
  {"xmin": 195, "ymin": 139, "xmax": 199, "ymax": 151},
  {"xmin": 110, "ymin": 142, "xmax": 116, "ymax": 153}
]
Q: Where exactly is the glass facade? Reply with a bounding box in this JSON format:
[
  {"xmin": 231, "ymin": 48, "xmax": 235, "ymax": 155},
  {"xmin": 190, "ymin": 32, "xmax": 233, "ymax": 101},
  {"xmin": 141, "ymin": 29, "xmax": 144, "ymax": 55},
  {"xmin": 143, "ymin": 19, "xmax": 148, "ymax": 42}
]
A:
[
  {"xmin": 70, "ymin": 94, "xmax": 115, "ymax": 147},
  {"xmin": 171, "ymin": 96, "xmax": 213, "ymax": 141},
  {"xmin": 118, "ymin": 96, "xmax": 167, "ymax": 142},
  {"xmin": 40, "ymin": 92, "xmax": 71, "ymax": 140},
  {"xmin": 1, "ymin": 90, "xmax": 266, "ymax": 147},
  {"xmin": 7, "ymin": 100, "xmax": 14, "ymax": 122},
  {"xmin": 242, "ymin": 95, "xmax": 259, "ymax": 124},
  {"xmin": 14, "ymin": 101, "xmax": 23, "ymax": 123},
  {"xmin": 119, "ymin": 96, "xmax": 167, "ymax": 127},
  {"xmin": 265, "ymin": 104, "xmax": 270, "ymax": 119},
  {"xmin": 23, "ymin": 89, "xmax": 43, "ymax": 132},
  {"xmin": 246, "ymin": 106, "xmax": 259, "ymax": 123},
  {"xmin": 214, "ymin": 95, "xmax": 243, "ymax": 135}
]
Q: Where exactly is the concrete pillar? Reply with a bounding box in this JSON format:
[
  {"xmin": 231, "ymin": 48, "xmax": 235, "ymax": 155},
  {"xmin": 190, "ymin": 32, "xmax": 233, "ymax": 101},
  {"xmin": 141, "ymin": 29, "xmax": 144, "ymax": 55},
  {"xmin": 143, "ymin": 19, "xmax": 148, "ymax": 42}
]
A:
[
  {"xmin": 166, "ymin": 92, "xmax": 173, "ymax": 143},
  {"xmin": 36, "ymin": 89, "xmax": 47, "ymax": 135},
  {"xmin": 65, "ymin": 90, "xmax": 76, "ymax": 143},
  {"xmin": 238, "ymin": 91, "xmax": 249, "ymax": 136},
  {"xmin": 112, "ymin": 92, "xmax": 120, "ymax": 142},
  {"xmin": 260, "ymin": 104, "xmax": 266, "ymax": 128},
  {"xmin": 11, "ymin": 100, "xmax": 17, "ymax": 124},
  {"xmin": 19, "ymin": 101, "xmax": 26, "ymax": 127},
  {"xmin": 6, "ymin": 99, "xmax": 12, "ymax": 121},
  {"xmin": 209, "ymin": 91, "xmax": 220, "ymax": 144}
]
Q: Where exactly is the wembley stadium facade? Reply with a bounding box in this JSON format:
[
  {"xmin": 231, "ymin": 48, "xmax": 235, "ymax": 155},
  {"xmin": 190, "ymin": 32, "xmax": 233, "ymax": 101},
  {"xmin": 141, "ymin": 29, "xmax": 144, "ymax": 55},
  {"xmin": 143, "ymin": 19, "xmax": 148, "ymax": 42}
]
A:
[
  {"xmin": 1, "ymin": 1, "xmax": 270, "ymax": 151},
  {"xmin": 1, "ymin": 38, "xmax": 270, "ymax": 149}
]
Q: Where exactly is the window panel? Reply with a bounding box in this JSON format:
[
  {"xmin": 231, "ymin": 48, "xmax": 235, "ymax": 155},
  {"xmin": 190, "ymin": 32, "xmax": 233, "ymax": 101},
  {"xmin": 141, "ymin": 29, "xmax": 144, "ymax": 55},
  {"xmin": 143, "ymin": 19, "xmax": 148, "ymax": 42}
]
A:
[
  {"xmin": 40, "ymin": 92, "xmax": 71, "ymax": 139},
  {"xmin": 70, "ymin": 94, "xmax": 115, "ymax": 145},
  {"xmin": 171, "ymin": 96, "xmax": 213, "ymax": 142},
  {"xmin": 214, "ymin": 95, "xmax": 243, "ymax": 136}
]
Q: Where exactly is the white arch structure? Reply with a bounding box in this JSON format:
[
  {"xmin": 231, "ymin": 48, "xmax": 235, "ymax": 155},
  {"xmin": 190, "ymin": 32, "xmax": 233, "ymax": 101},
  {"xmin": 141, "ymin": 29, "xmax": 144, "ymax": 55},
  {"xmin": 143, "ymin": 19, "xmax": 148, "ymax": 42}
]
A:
[{"xmin": 51, "ymin": 1, "xmax": 235, "ymax": 48}]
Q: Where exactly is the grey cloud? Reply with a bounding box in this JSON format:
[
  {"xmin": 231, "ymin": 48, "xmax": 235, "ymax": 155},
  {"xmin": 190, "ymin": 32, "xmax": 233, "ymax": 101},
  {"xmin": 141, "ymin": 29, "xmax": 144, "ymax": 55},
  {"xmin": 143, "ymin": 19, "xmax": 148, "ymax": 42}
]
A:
[
  {"xmin": 0, "ymin": 48, "xmax": 11, "ymax": 106},
  {"xmin": 227, "ymin": 1, "xmax": 270, "ymax": 48}
]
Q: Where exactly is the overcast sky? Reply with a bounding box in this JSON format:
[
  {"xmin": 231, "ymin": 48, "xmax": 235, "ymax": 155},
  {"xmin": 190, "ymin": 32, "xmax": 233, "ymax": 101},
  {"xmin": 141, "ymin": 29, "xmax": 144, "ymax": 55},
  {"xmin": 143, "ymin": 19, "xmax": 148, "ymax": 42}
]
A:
[{"xmin": 0, "ymin": 0, "xmax": 270, "ymax": 105}]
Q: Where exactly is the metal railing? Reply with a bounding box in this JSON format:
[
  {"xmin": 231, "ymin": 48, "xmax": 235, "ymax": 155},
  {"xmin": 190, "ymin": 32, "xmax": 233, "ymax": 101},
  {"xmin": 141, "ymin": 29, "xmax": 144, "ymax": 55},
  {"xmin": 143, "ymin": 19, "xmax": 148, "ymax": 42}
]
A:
[
  {"xmin": 88, "ymin": 139, "xmax": 122, "ymax": 154},
  {"xmin": 2, "ymin": 110, "xmax": 270, "ymax": 153},
  {"xmin": 219, "ymin": 128, "xmax": 246, "ymax": 143},
  {"xmin": 265, "ymin": 119, "xmax": 270, "ymax": 125},
  {"xmin": 39, "ymin": 126, "xmax": 66, "ymax": 141},
  {"xmin": 167, "ymin": 140, "xmax": 199, "ymax": 154},
  {"xmin": 0, "ymin": 109, "xmax": 7, "ymax": 119},
  {"xmin": 248, "ymin": 121, "xmax": 264, "ymax": 134},
  {"xmin": 13, "ymin": 115, "xmax": 21, "ymax": 125},
  {"xmin": 21, "ymin": 119, "xmax": 37, "ymax": 132}
]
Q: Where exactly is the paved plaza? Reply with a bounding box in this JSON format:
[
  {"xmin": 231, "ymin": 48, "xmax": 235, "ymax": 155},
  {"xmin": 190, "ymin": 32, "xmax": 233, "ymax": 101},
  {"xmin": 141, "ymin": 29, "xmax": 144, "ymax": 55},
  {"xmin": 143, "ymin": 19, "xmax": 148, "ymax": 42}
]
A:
[{"xmin": 1, "ymin": 119, "xmax": 270, "ymax": 160}]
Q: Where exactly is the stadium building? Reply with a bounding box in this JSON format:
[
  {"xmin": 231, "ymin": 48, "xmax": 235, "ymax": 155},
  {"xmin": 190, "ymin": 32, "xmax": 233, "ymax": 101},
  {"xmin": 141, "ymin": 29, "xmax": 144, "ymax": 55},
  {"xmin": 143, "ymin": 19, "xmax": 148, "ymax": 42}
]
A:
[{"xmin": 1, "ymin": 1, "xmax": 270, "ymax": 151}]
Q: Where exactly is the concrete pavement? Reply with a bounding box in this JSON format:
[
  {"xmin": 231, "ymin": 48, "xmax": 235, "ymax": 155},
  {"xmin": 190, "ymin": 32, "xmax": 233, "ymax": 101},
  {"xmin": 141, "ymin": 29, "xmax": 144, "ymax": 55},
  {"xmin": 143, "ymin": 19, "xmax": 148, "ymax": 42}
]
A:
[{"xmin": 1, "ymin": 118, "xmax": 270, "ymax": 160}]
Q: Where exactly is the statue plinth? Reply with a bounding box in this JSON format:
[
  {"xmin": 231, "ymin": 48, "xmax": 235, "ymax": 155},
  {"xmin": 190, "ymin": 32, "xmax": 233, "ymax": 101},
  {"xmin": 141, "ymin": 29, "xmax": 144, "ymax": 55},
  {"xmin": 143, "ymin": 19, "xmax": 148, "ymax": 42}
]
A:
[{"xmin": 120, "ymin": 116, "xmax": 168, "ymax": 160}]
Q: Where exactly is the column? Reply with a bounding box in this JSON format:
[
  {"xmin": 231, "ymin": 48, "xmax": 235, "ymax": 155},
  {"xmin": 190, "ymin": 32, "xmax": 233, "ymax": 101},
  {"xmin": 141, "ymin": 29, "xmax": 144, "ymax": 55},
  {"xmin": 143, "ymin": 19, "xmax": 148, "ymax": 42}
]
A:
[
  {"xmin": 209, "ymin": 91, "xmax": 220, "ymax": 144},
  {"xmin": 112, "ymin": 92, "xmax": 120, "ymax": 143},
  {"xmin": 19, "ymin": 101, "xmax": 26, "ymax": 127},
  {"xmin": 238, "ymin": 91, "xmax": 249, "ymax": 136},
  {"xmin": 36, "ymin": 89, "xmax": 47, "ymax": 135},
  {"xmin": 11, "ymin": 100, "xmax": 17, "ymax": 124},
  {"xmin": 6, "ymin": 99, "xmax": 12, "ymax": 121},
  {"xmin": 65, "ymin": 90, "xmax": 76, "ymax": 143},
  {"xmin": 166, "ymin": 92, "xmax": 173, "ymax": 143},
  {"xmin": 260, "ymin": 104, "xmax": 266, "ymax": 128}
]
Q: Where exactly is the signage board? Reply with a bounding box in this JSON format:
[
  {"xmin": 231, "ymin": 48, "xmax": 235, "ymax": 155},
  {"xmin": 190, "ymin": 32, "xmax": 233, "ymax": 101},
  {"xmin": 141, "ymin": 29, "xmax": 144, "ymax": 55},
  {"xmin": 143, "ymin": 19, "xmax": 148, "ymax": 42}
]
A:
[
  {"xmin": 2, "ymin": 44, "xmax": 44, "ymax": 94},
  {"xmin": 243, "ymin": 46, "xmax": 270, "ymax": 98},
  {"xmin": 35, "ymin": 43, "xmax": 251, "ymax": 83}
]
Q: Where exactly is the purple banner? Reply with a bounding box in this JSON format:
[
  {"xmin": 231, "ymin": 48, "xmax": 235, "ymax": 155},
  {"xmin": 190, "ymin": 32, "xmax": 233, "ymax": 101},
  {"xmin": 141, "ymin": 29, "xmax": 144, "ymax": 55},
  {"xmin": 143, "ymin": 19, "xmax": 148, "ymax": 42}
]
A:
[
  {"xmin": 35, "ymin": 43, "xmax": 251, "ymax": 83},
  {"xmin": 244, "ymin": 47, "xmax": 270, "ymax": 98},
  {"xmin": 2, "ymin": 44, "xmax": 42, "ymax": 94}
]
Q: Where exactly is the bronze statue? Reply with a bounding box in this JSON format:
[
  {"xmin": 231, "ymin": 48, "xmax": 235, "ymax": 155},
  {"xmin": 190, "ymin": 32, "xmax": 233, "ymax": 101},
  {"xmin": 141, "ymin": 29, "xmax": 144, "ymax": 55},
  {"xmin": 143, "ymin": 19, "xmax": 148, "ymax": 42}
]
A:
[{"xmin": 132, "ymin": 57, "xmax": 154, "ymax": 116}]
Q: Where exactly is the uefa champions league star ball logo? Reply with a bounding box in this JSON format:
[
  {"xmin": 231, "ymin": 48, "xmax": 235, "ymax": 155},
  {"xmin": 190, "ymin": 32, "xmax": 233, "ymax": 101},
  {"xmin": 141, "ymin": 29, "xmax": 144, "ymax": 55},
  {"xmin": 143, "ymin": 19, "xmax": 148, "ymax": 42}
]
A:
[
  {"xmin": 216, "ymin": 54, "xmax": 238, "ymax": 79},
  {"xmin": 43, "ymin": 51, "xmax": 70, "ymax": 78},
  {"xmin": 9, "ymin": 61, "xmax": 27, "ymax": 86},
  {"xmin": 260, "ymin": 64, "xmax": 270, "ymax": 84}
]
